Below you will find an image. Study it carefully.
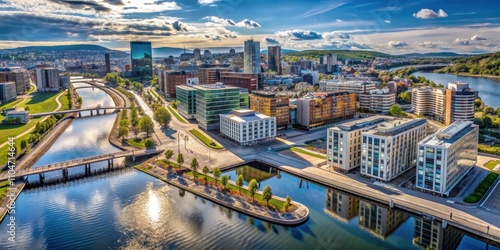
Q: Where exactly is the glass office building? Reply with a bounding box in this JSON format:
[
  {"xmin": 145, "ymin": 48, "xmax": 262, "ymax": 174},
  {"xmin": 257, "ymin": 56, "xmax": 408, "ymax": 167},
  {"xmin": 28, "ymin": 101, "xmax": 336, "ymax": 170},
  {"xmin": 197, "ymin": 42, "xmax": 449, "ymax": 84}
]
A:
[
  {"xmin": 194, "ymin": 83, "xmax": 241, "ymax": 130},
  {"xmin": 130, "ymin": 41, "xmax": 152, "ymax": 78}
]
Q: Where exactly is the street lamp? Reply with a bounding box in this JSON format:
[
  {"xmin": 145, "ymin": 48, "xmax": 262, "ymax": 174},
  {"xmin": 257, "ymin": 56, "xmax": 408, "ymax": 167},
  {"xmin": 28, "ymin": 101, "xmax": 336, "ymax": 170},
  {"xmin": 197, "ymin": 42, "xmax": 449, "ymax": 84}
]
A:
[
  {"xmin": 177, "ymin": 132, "xmax": 183, "ymax": 153},
  {"xmin": 184, "ymin": 135, "xmax": 189, "ymax": 150}
]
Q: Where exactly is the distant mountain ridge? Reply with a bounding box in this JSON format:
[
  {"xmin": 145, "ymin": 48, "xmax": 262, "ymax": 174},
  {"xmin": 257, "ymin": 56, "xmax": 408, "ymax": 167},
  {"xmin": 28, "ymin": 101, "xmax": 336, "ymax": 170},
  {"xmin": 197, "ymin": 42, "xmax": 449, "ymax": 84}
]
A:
[
  {"xmin": 7, "ymin": 44, "xmax": 113, "ymax": 51},
  {"xmin": 400, "ymin": 52, "xmax": 471, "ymax": 57}
]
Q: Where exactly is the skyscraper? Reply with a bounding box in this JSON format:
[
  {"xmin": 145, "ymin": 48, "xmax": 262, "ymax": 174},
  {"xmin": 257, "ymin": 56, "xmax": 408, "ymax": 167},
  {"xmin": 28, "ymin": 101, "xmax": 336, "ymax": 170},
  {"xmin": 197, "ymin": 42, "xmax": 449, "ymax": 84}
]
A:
[
  {"xmin": 244, "ymin": 39, "xmax": 261, "ymax": 73},
  {"xmin": 193, "ymin": 48, "xmax": 201, "ymax": 60},
  {"xmin": 130, "ymin": 41, "xmax": 152, "ymax": 78},
  {"xmin": 267, "ymin": 45, "xmax": 281, "ymax": 75},
  {"xmin": 104, "ymin": 53, "xmax": 111, "ymax": 73}
]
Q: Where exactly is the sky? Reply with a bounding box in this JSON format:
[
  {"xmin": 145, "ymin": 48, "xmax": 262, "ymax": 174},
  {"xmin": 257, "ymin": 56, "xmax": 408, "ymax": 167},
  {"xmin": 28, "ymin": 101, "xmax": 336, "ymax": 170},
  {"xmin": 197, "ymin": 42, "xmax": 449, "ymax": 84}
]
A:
[{"xmin": 0, "ymin": 0, "xmax": 499, "ymax": 54}]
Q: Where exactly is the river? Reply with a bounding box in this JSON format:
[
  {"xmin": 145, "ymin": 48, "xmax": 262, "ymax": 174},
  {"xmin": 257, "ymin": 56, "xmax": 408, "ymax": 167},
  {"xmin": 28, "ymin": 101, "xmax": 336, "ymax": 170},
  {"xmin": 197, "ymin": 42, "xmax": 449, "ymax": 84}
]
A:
[
  {"xmin": 411, "ymin": 72, "xmax": 500, "ymax": 108},
  {"xmin": 0, "ymin": 84, "xmax": 497, "ymax": 249}
]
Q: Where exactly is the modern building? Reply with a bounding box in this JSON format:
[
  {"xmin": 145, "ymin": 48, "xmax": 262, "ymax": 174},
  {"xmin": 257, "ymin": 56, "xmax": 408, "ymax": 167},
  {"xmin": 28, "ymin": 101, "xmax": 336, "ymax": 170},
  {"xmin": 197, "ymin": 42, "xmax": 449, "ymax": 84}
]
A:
[
  {"xmin": 301, "ymin": 70, "xmax": 319, "ymax": 84},
  {"xmin": 130, "ymin": 41, "xmax": 152, "ymax": 78},
  {"xmin": 244, "ymin": 39, "xmax": 261, "ymax": 73},
  {"xmin": 0, "ymin": 82, "xmax": 16, "ymax": 103},
  {"xmin": 296, "ymin": 92, "xmax": 356, "ymax": 129},
  {"xmin": 415, "ymin": 121, "xmax": 478, "ymax": 197},
  {"xmin": 5, "ymin": 108, "xmax": 29, "ymax": 124},
  {"xmin": 193, "ymin": 48, "xmax": 201, "ymax": 60},
  {"xmin": 229, "ymin": 48, "xmax": 236, "ymax": 55},
  {"xmin": 267, "ymin": 45, "xmax": 282, "ymax": 75},
  {"xmin": 239, "ymin": 88, "xmax": 249, "ymax": 109},
  {"xmin": 220, "ymin": 72, "xmax": 258, "ymax": 92},
  {"xmin": 104, "ymin": 53, "xmax": 111, "ymax": 73},
  {"xmin": 361, "ymin": 118, "xmax": 427, "ymax": 181},
  {"xmin": 194, "ymin": 83, "xmax": 243, "ymax": 130},
  {"xmin": 358, "ymin": 200, "xmax": 408, "ymax": 238},
  {"xmin": 411, "ymin": 83, "xmax": 476, "ymax": 125},
  {"xmin": 0, "ymin": 68, "xmax": 31, "ymax": 94},
  {"xmin": 219, "ymin": 109, "xmax": 276, "ymax": 145},
  {"xmin": 327, "ymin": 116, "xmax": 391, "ymax": 172},
  {"xmin": 324, "ymin": 189, "xmax": 359, "ymax": 222},
  {"xmin": 161, "ymin": 71, "xmax": 198, "ymax": 98},
  {"xmin": 36, "ymin": 67, "xmax": 60, "ymax": 91},
  {"xmin": 198, "ymin": 67, "xmax": 228, "ymax": 84},
  {"xmin": 413, "ymin": 218, "xmax": 463, "ymax": 250},
  {"xmin": 176, "ymin": 84, "xmax": 197, "ymax": 119},
  {"xmin": 359, "ymin": 89, "xmax": 395, "ymax": 114},
  {"xmin": 249, "ymin": 91, "xmax": 290, "ymax": 129},
  {"xmin": 324, "ymin": 80, "xmax": 377, "ymax": 94}
]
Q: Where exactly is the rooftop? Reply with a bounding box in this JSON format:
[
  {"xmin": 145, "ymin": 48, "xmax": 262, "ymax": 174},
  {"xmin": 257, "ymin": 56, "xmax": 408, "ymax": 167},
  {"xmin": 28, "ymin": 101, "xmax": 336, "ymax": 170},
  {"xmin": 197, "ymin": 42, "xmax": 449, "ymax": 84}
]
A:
[
  {"xmin": 332, "ymin": 116, "xmax": 392, "ymax": 131},
  {"xmin": 421, "ymin": 121, "xmax": 476, "ymax": 147},
  {"xmin": 176, "ymin": 84, "xmax": 197, "ymax": 91},
  {"xmin": 220, "ymin": 109, "xmax": 271, "ymax": 123},
  {"xmin": 193, "ymin": 83, "xmax": 241, "ymax": 90},
  {"xmin": 364, "ymin": 118, "xmax": 427, "ymax": 136}
]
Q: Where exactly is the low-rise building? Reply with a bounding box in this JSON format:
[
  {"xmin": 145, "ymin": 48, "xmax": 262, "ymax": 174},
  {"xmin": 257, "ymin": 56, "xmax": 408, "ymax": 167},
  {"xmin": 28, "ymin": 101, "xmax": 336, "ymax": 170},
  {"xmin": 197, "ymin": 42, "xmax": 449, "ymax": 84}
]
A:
[
  {"xmin": 219, "ymin": 109, "xmax": 276, "ymax": 145},
  {"xmin": 415, "ymin": 121, "xmax": 478, "ymax": 197},
  {"xmin": 220, "ymin": 72, "xmax": 258, "ymax": 92},
  {"xmin": 323, "ymin": 80, "xmax": 377, "ymax": 94},
  {"xmin": 361, "ymin": 118, "xmax": 427, "ymax": 181},
  {"xmin": 161, "ymin": 71, "xmax": 198, "ymax": 98},
  {"xmin": 5, "ymin": 108, "xmax": 29, "ymax": 124},
  {"xmin": 359, "ymin": 88, "xmax": 395, "ymax": 114},
  {"xmin": 296, "ymin": 92, "xmax": 356, "ymax": 129},
  {"xmin": 327, "ymin": 116, "xmax": 391, "ymax": 172},
  {"xmin": 249, "ymin": 91, "xmax": 290, "ymax": 129},
  {"xmin": 0, "ymin": 82, "xmax": 17, "ymax": 103},
  {"xmin": 198, "ymin": 67, "xmax": 228, "ymax": 84}
]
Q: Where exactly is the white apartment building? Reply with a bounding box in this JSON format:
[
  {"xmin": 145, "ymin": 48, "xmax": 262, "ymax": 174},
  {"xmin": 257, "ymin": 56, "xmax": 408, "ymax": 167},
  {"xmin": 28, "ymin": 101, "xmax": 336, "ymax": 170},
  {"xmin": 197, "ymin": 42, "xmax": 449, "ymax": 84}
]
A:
[
  {"xmin": 411, "ymin": 87, "xmax": 446, "ymax": 123},
  {"xmin": 359, "ymin": 88, "xmax": 395, "ymax": 114},
  {"xmin": 219, "ymin": 109, "xmax": 276, "ymax": 146},
  {"xmin": 327, "ymin": 116, "xmax": 390, "ymax": 172},
  {"xmin": 416, "ymin": 121, "xmax": 478, "ymax": 197},
  {"xmin": 323, "ymin": 80, "xmax": 377, "ymax": 93},
  {"xmin": 361, "ymin": 118, "xmax": 427, "ymax": 181}
]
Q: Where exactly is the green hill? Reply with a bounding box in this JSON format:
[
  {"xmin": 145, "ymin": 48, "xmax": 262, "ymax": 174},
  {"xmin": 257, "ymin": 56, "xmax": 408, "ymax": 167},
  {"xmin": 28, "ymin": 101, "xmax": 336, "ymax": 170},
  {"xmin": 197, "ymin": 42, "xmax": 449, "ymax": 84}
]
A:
[
  {"xmin": 10, "ymin": 44, "xmax": 112, "ymax": 51},
  {"xmin": 283, "ymin": 50, "xmax": 394, "ymax": 62},
  {"xmin": 435, "ymin": 51, "xmax": 500, "ymax": 76}
]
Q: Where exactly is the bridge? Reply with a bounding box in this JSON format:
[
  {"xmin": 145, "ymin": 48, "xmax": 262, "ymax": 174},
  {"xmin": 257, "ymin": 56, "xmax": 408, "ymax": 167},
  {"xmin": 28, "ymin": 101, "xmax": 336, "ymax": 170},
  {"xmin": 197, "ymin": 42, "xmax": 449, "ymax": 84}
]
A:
[
  {"xmin": 29, "ymin": 106, "xmax": 130, "ymax": 118},
  {"xmin": 0, "ymin": 148, "xmax": 164, "ymax": 182},
  {"xmin": 388, "ymin": 63, "xmax": 452, "ymax": 72}
]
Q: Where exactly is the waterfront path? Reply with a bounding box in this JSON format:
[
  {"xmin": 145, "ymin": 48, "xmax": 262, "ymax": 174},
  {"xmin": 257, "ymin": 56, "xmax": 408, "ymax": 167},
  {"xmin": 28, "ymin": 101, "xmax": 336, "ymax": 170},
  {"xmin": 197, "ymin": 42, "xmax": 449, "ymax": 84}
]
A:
[{"xmin": 136, "ymin": 163, "xmax": 309, "ymax": 226}]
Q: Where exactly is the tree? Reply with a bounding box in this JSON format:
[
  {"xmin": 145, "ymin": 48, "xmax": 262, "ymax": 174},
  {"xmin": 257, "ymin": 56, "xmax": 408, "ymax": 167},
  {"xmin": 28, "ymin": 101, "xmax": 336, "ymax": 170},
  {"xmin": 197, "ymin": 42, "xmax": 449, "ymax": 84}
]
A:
[
  {"xmin": 119, "ymin": 119, "xmax": 130, "ymax": 127},
  {"xmin": 190, "ymin": 157, "xmax": 199, "ymax": 177},
  {"xmin": 144, "ymin": 138, "xmax": 154, "ymax": 148},
  {"xmin": 118, "ymin": 126, "xmax": 129, "ymax": 141},
  {"xmin": 262, "ymin": 186, "xmax": 273, "ymax": 207},
  {"xmin": 24, "ymin": 106, "xmax": 30, "ymax": 111},
  {"xmin": 171, "ymin": 100, "xmax": 180, "ymax": 109},
  {"xmin": 221, "ymin": 174, "xmax": 229, "ymax": 189},
  {"xmin": 139, "ymin": 116, "xmax": 154, "ymax": 137},
  {"xmin": 236, "ymin": 174, "xmax": 244, "ymax": 194},
  {"xmin": 177, "ymin": 152, "xmax": 184, "ymax": 166},
  {"xmin": 248, "ymin": 179, "xmax": 258, "ymax": 200},
  {"xmin": 164, "ymin": 149, "xmax": 174, "ymax": 165},
  {"xmin": 389, "ymin": 104, "xmax": 403, "ymax": 117},
  {"xmin": 131, "ymin": 124, "xmax": 140, "ymax": 138},
  {"xmin": 284, "ymin": 195, "xmax": 292, "ymax": 211},
  {"xmin": 153, "ymin": 107, "xmax": 172, "ymax": 129},
  {"xmin": 212, "ymin": 167, "xmax": 221, "ymax": 185},
  {"xmin": 20, "ymin": 139, "xmax": 27, "ymax": 150},
  {"xmin": 130, "ymin": 104, "xmax": 138, "ymax": 121},
  {"xmin": 397, "ymin": 91, "xmax": 411, "ymax": 104},
  {"xmin": 496, "ymin": 107, "xmax": 500, "ymax": 117},
  {"xmin": 202, "ymin": 166, "xmax": 209, "ymax": 180},
  {"xmin": 483, "ymin": 116, "xmax": 493, "ymax": 128},
  {"xmin": 484, "ymin": 106, "xmax": 495, "ymax": 115}
]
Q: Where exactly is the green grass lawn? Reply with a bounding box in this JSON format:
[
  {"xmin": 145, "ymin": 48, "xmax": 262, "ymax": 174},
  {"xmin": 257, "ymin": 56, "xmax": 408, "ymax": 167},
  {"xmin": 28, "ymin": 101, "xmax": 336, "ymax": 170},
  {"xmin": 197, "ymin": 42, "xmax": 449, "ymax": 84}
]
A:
[
  {"xmin": 150, "ymin": 89, "xmax": 162, "ymax": 100},
  {"xmin": 484, "ymin": 160, "xmax": 500, "ymax": 172},
  {"xmin": 25, "ymin": 92, "xmax": 63, "ymax": 114},
  {"xmin": 0, "ymin": 180, "xmax": 9, "ymax": 203},
  {"xmin": 126, "ymin": 138, "xmax": 146, "ymax": 149},
  {"xmin": 186, "ymin": 171, "xmax": 286, "ymax": 211},
  {"xmin": 189, "ymin": 129, "xmax": 224, "ymax": 149},
  {"xmin": 290, "ymin": 147, "xmax": 327, "ymax": 160},
  {"xmin": 167, "ymin": 105, "xmax": 188, "ymax": 124},
  {"xmin": 58, "ymin": 92, "xmax": 71, "ymax": 110},
  {"xmin": 0, "ymin": 98, "xmax": 26, "ymax": 110}
]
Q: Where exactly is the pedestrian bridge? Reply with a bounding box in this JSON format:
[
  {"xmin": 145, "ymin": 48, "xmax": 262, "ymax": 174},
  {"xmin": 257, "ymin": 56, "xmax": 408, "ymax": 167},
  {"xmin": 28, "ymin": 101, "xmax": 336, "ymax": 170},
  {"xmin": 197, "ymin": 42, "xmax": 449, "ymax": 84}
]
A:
[
  {"xmin": 29, "ymin": 106, "xmax": 130, "ymax": 118},
  {"xmin": 0, "ymin": 148, "xmax": 164, "ymax": 182}
]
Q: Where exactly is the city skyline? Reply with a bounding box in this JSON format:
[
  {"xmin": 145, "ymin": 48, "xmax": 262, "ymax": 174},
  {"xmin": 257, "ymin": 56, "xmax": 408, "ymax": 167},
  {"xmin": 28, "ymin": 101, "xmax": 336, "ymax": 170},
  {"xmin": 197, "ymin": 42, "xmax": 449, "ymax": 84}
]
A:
[{"xmin": 0, "ymin": 0, "xmax": 498, "ymax": 54}]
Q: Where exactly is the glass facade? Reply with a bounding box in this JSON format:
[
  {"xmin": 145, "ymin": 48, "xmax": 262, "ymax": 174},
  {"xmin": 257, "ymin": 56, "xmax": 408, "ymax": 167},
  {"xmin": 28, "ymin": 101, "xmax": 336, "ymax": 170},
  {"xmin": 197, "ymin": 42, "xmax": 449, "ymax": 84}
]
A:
[
  {"xmin": 195, "ymin": 86, "xmax": 241, "ymax": 130},
  {"xmin": 176, "ymin": 86, "xmax": 197, "ymax": 119},
  {"xmin": 130, "ymin": 41, "xmax": 152, "ymax": 78}
]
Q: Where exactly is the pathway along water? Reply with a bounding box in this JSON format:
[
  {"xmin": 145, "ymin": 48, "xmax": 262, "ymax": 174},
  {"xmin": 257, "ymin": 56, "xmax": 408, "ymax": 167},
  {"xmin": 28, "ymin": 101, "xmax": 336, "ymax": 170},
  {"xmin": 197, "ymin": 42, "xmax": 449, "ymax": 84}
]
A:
[
  {"xmin": 0, "ymin": 85, "xmax": 497, "ymax": 249},
  {"xmin": 411, "ymin": 72, "xmax": 500, "ymax": 108}
]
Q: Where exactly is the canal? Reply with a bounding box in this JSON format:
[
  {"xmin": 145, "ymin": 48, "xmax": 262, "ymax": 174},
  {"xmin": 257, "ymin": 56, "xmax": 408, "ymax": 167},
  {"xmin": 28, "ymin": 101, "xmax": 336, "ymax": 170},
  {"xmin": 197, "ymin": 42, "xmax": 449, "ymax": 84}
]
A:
[
  {"xmin": 411, "ymin": 72, "xmax": 500, "ymax": 108},
  {"xmin": 0, "ymin": 84, "xmax": 497, "ymax": 249}
]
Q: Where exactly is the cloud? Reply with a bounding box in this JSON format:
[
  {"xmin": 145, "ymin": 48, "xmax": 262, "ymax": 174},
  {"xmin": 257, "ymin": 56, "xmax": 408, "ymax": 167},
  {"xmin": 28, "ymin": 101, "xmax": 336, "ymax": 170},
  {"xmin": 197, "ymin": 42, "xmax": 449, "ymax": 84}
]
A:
[
  {"xmin": 298, "ymin": 1, "xmax": 347, "ymax": 19},
  {"xmin": 235, "ymin": 19, "xmax": 261, "ymax": 29},
  {"xmin": 471, "ymin": 35, "xmax": 487, "ymax": 41},
  {"xmin": 276, "ymin": 29, "xmax": 322, "ymax": 40},
  {"xmin": 263, "ymin": 37, "xmax": 280, "ymax": 45},
  {"xmin": 387, "ymin": 41, "xmax": 408, "ymax": 48},
  {"xmin": 323, "ymin": 31, "xmax": 350, "ymax": 40},
  {"xmin": 202, "ymin": 16, "xmax": 235, "ymax": 26},
  {"xmin": 172, "ymin": 20, "xmax": 187, "ymax": 32},
  {"xmin": 384, "ymin": 20, "xmax": 391, "ymax": 23},
  {"xmin": 413, "ymin": 9, "xmax": 448, "ymax": 19},
  {"xmin": 198, "ymin": 0, "xmax": 219, "ymax": 5},
  {"xmin": 414, "ymin": 40, "xmax": 449, "ymax": 49}
]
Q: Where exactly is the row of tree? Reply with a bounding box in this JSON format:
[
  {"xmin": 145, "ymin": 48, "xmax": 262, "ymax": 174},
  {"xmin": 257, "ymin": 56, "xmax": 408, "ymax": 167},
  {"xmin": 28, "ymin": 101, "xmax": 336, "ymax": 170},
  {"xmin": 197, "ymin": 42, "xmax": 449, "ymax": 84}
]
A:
[{"xmin": 106, "ymin": 73, "xmax": 144, "ymax": 93}]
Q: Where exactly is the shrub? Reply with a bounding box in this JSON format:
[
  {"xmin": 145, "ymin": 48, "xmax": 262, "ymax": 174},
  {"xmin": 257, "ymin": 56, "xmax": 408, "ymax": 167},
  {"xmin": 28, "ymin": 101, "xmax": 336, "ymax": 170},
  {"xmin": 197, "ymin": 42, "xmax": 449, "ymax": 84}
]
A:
[{"xmin": 144, "ymin": 138, "xmax": 154, "ymax": 148}]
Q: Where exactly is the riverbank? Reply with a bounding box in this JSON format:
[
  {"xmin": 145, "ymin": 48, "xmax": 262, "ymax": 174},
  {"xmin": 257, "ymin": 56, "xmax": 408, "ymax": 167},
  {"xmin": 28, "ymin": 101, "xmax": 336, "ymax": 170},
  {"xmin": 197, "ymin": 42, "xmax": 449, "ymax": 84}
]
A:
[
  {"xmin": 0, "ymin": 182, "xmax": 25, "ymax": 224},
  {"xmin": 135, "ymin": 163, "xmax": 310, "ymax": 226},
  {"xmin": 433, "ymin": 71, "xmax": 500, "ymax": 80}
]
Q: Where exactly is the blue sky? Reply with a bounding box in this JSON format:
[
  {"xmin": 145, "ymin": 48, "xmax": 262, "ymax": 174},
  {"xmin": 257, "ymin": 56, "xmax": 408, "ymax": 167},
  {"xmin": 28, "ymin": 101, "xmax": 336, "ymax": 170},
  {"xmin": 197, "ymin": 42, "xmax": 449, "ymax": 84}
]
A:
[{"xmin": 0, "ymin": 0, "xmax": 499, "ymax": 54}]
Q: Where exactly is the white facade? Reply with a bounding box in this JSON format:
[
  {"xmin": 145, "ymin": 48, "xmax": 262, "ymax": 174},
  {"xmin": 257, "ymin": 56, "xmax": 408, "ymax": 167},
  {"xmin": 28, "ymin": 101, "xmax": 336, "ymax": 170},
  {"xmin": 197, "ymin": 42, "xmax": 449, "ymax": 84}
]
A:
[
  {"xmin": 416, "ymin": 121, "xmax": 478, "ymax": 196},
  {"xmin": 324, "ymin": 80, "xmax": 377, "ymax": 93},
  {"xmin": 361, "ymin": 119, "xmax": 427, "ymax": 181},
  {"xmin": 220, "ymin": 109, "xmax": 276, "ymax": 146},
  {"xmin": 5, "ymin": 108, "xmax": 29, "ymax": 124},
  {"xmin": 359, "ymin": 88, "xmax": 395, "ymax": 114},
  {"xmin": 327, "ymin": 116, "xmax": 390, "ymax": 172}
]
